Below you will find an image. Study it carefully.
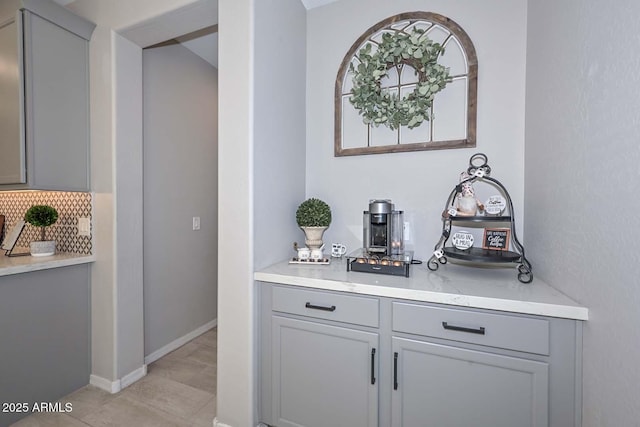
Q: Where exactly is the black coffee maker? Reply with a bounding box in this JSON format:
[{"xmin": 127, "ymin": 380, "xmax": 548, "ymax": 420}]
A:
[{"xmin": 363, "ymin": 200, "xmax": 404, "ymax": 255}]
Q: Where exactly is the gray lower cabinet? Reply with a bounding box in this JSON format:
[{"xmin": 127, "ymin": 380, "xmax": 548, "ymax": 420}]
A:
[
  {"xmin": 0, "ymin": 1, "xmax": 94, "ymax": 191},
  {"xmin": 391, "ymin": 337, "xmax": 548, "ymax": 427},
  {"xmin": 271, "ymin": 316, "xmax": 378, "ymax": 427},
  {"xmin": 260, "ymin": 284, "xmax": 380, "ymax": 427},
  {"xmin": 258, "ymin": 283, "xmax": 582, "ymax": 427},
  {"xmin": 0, "ymin": 264, "xmax": 90, "ymax": 427}
]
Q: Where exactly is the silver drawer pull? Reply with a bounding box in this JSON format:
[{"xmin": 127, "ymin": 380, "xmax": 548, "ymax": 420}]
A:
[
  {"xmin": 442, "ymin": 321, "xmax": 485, "ymax": 335},
  {"xmin": 305, "ymin": 302, "xmax": 336, "ymax": 312}
]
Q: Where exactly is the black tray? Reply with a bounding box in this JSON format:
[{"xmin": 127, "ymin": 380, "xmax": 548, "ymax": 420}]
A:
[
  {"xmin": 347, "ymin": 258, "xmax": 410, "ymax": 277},
  {"xmin": 443, "ymin": 247, "xmax": 521, "ymax": 263}
]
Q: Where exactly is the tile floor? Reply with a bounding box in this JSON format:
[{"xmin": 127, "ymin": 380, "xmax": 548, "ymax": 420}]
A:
[{"xmin": 11, "ymin": 328, "xmax": 217, "ymax": 427}]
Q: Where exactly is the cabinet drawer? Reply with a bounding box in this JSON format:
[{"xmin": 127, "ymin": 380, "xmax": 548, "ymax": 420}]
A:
[
  {"xmin": 392, "ymin": 302, "xmax": 549, "ymax": 355},
  {"xmin": 272, "ymin": 286, "xmax": 379, "ymax": 327}
]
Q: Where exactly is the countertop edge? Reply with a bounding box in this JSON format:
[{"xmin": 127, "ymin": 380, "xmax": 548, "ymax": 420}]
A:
[
  {"xmin": 0, "ymin": 253, "xmax": 96, "ymax": 277},
  {"xmin": 254, "ymin": 271, "xmax": 589, "ymax": 321}
]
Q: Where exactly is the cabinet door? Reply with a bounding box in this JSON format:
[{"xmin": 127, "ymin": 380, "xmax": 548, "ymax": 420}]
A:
[
  {"xmin": 392, "ymin": 337, "xmax": 548, "ymax": 427},
  {"xmin": 272, "ymin": 316, "xmax": 378, "ymax": 427},
  {"xmin": 23, "ymin": 11, "xmax": 90, "ymax": 191},
  {"xmin": 0, "ymin": 15, "xmax": 26, "ymax": 184}
]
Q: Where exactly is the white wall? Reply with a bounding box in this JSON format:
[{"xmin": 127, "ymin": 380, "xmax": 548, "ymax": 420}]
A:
[
  {"xmin": 84, "ymin": 23, "xmax": 116, "ymax": 383},
  {"xmin": 216, "ymin": 0, "xmax": 254, "ymax": 424},
  {"xmin": 306, "ymin": 0, "xmax": 528, "ymax": 259},
  {"xmin": 66, "ymin": 0, "xmax": 217, "ymax": 391},
  {"xmin": 524, "ymin": 1, "xmax": 640, "ymax": 425},
  {"xmin": 68, "ymin": 0, "xmax": 204, "ymax": 31},
  {"xmin": 114, "ymin": 32, "xmax": 145, "ymax": 379},
  {"xmin": 216, "ymin": 0, "xmax": 307, "ymax": 425},
  {"xmin": 142, "ymin": 42, "xmax": 218, "ymax": 357}
]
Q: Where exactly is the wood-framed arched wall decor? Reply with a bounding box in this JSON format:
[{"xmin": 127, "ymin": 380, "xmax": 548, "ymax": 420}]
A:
[{"xmin": 335, "ymin": 12, "xmax": 477, "ymax": 156}]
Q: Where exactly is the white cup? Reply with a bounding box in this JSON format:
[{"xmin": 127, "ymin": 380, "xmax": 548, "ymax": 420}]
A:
[
  {"xmin": 331, "ymin": 243, "xmax": 347, "ymax": 257},
  {"xmin": 297, "ymin": 248, "xmax": 310, "ymax": 260},
  {"xmin": 310, "ymin": 248, "xmax": 324, "ymax": 260}
]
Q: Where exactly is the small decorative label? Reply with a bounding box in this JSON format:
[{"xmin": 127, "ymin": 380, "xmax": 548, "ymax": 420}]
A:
[
  {"xmin": 433, "ymin": 249, "xmax": 444, "ymax": 259},
  {"xmin": 483, "ymin": 228, "xmax": 510, "ymax": 251},
  {"xmin": 447, "ymin": 207, "xmax": 458, "ymax": 217},
  {"xmin": 485, "ymin": 195, "xmax": 506, "ymax": 215},
  {"xmin": 451, "ymin": 231, "xmax": 474, "ymax": 250}
]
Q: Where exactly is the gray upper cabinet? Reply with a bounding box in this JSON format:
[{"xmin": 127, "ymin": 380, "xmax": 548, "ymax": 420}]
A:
[
  {"xmin": 0, "ymin": 1, "xmax": 95, "ymax": 191},
  {"xmin": 0, "ymin": 16, "xmax": 24, "ymax": 184}
]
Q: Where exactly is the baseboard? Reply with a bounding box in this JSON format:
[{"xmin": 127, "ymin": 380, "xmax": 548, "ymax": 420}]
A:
[
  {"xmin": 90, "ymin": 364, "xmax": 147, "ymax": 394},
  {"xmin": 212, "ymin": 417, "xmax": 268, "ymax": 427},
  {"xmin": 213, "ymin": 417, "xmax": 232, "ymax": 427},
  {"xmin": 120, "ymin": 364, "xmax": 147, "ymax": 389},
  {"xmin": 90, "ymin": 374, "xmax": 121, "ymax": 394},
  {"xmin": 91, "ymin": 320, "xmax": 216, "ymax": 395},
  {"xmin": 144, "ymin": 318, "xmax": 217, "ymax": 365}
]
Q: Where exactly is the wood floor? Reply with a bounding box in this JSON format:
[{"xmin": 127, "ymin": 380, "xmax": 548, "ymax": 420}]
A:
[{"xmin": 11, "ymin": 328, "xmax": 217, "ymax": 427}]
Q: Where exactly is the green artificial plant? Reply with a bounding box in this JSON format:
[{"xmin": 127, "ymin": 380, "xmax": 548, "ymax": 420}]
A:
[
  {"xmin": 296, "ymin": 198, "xmax": 332, "ymax": 228},
  {"xmin": 24, "ymin": 205, "xmax": 59, "ymax": 241}
]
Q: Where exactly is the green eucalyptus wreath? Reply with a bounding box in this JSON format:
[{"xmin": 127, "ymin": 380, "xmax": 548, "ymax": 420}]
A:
[{"xmin": 349, "ymin": 28, "xmax": 452, "ymax": 130}]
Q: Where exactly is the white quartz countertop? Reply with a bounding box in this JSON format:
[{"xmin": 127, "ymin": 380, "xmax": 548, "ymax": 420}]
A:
[
  {"xmin": 0, "ymin": 252, "xmax": 95, "ymax": 277},
  {"xmin": 255, "ymin": 258, "xmax": 588, "ymax": 321}
]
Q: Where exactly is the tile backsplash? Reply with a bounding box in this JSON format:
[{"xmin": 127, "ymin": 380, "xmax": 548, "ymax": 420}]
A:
[{"xmin": 0, "ymin": 191, "xmax": 92, "ymax": 255}]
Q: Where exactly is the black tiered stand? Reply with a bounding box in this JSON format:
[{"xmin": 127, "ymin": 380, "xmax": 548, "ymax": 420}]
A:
[{"xmin": 427, "ymin": 153, "xmax": 533, "ymax": 283}]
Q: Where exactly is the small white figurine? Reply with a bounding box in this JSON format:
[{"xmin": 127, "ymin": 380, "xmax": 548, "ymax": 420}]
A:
[{"xmin": 456, "ymin": 171, "xmax": 484, "ymax": 216}]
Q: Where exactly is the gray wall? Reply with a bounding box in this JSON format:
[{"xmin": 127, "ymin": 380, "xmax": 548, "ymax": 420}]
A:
[
  {"xmin": 524, "ymin": 1, "xmax": 640, "ymax": 425},
  {"xmin": 253, "ymin": 0, "xmax": 307, "ymax": 270},
  {"xmin": 143, "ymin": 42, "xmax": 218, "ymax": 357},
  {"xmin": 306, "ymin": 0, "xmax": 528, "ymax": 259}
]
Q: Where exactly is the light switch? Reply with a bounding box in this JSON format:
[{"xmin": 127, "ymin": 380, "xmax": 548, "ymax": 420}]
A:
[
  {"xmin": 403, "ymin": 221, "xmax": 411, "ymax": 242},
  {"xmin": 192, "ymin": 216, "xmax": 201, "ymax": 231},
  {"xmin": 78, "ymin": 217, "xmax": 91, "ymax": 236}
]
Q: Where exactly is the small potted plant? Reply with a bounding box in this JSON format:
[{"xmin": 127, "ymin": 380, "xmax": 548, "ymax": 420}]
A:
[
  {"xmin": 24, "ymin": 205, "xmax": 59, "ymax": 257},
  {"xmin": 296, "ymin": 198, "xmax": 332, "ymax": 249}
]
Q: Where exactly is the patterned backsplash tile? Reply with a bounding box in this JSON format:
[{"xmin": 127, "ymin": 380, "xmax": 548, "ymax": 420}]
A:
[{"xmin": 0, "ymin": 191, "xmax": 92, "ymax": 255}]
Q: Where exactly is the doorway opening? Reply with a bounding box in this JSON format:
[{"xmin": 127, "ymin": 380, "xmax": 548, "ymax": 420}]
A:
[{"xmin": 142, "ymin": 27, "xmax": 219, "ymax": 364}]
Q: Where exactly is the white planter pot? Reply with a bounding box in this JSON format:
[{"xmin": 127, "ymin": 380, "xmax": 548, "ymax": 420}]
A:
[
  {"xmin": 30, "ymin": 240, "xmax": 56, "ymax": 257},
  {"xmin": 300, "ymin": 226, "xmax": 327, "ymax": 249}
]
